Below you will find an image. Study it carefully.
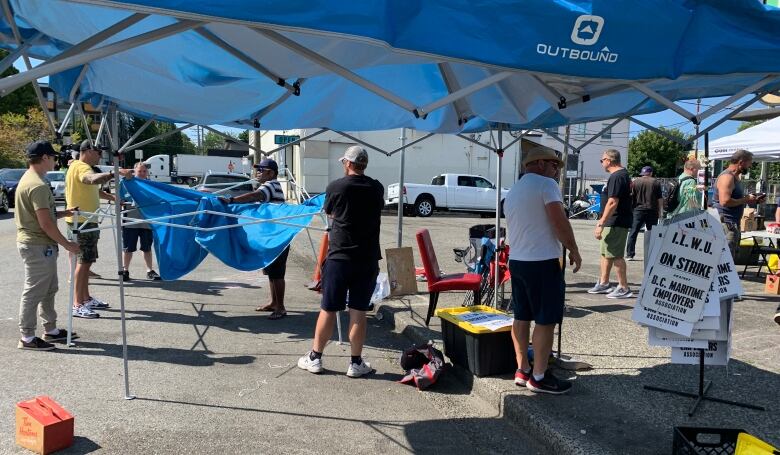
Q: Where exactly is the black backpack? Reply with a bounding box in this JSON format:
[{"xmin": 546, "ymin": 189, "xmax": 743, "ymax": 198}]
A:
[{"xmin": 665, "ymin": 176, "xmax": 694, "ymax": 212}]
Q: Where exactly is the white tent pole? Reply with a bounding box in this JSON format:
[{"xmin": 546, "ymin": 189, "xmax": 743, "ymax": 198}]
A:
[
  {"xmin": 386, "ymin": 132, "xmax": 434, "ymax": 156},
  {"xmin": 629, "ymin": 82, "xmax": 696, "ymax": 122},
  {"xmin": 123, "ymin": 123, "xmax": 194, "ymax": 151},
  {"xmin": 250, "ymin": 77, "xmax": 306, "ymax": 121},
  {"xmin": 253, "ymin": 28, "xmax": 419, "ymax": 116},
  {"xmin": 201, "ymin": 125, "xmax": 261, "ymax": 154},
  {"xmin": 263, "ymin": 128, "xmax": 326, "ymax": 156},
  {"xmin": 457, "ymin": 133, "xmax": 497, "ymax": 152},
  {"xmin": 110, "ymin": 105, "xmax": 134, "ymax": 400},
  {"xmin": 0, "ymin": 32, "xmax": 40, "ymax": 73},
  {"xmin": 49, "ymin": 13, "xmax": 149, "ymax": 64},
  {"xmin": 494, "ymin": 124, "xmax": 503, "ymax": 308},
  {"xmin": 66, "ymin": 212, "xmax": 79, "ymax": 347},
  {"xmin": 696, "ymin": 75, "xmax": 778, "ymax": 124},
  {"xmin": 68, "ymin": 65, "xmax": 90, "ymax": 103},
  {"xmin": 417, "ymin": 72, "xmax": 512, "ymax": 117},
  {"xmin": 627, "ymin": 117, "xmax": 690, "ymax": 147},
  {"xmin": 194, "ymin": 27, "xmax": 298, "ymax": 95},
  {"xmin": 76, "ymin": 103, "xmax": 94, "ymax": 144},
  {"xmin": 57, "ymin": 104, "xmax": 77, "ymax": 136},
  {"xmin": 327, "ymin": 129, "xmax": 392, "ymax": 156},
  {"xmin": 688, "ymin": 93, "xmax": 764, "ymax": 143},
  {"xmin": 397, "ymin": 128, "xmax": 407, "ymax": 248},
  {"xmin": 94, "ymin": 114, "xmax": 108, "ymax": 147},
  {"xmin": 118, "ymin": 115, "xmax": 156, "ymax": 153},
  {"xmin": 0, "ymin": 20, "xmax": 199, "ymax": 96}
]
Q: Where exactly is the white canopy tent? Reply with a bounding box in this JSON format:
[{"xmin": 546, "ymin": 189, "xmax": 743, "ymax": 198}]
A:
[{"xmin": 709, "ymin": 115, "xmax": 780, "ymax": 161}]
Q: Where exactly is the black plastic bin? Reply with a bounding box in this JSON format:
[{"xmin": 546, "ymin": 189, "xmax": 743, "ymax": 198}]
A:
[
  {"xmin": 672, "ymin": 427, "xmax": 745, "ymax": 455},
  {"xmin": 437, "ymin": 305, "xmax": 515, "ymax": 377}
]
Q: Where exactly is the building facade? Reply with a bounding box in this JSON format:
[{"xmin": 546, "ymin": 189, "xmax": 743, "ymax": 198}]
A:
[{"xmin": 251, "ymin": 119, "xmax": 630, "ymax": 199}]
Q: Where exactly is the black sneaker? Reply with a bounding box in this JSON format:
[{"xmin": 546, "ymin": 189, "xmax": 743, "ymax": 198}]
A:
[
  {"xmin": 526, "ymin": 371, "xmax": 572, "ymax": 395},
  {"xmin": 18, "ymin": 337, "xmax": 56, "ymax": 351},
  {"xmin": 147, "ymin": 270, "xmax": 161, "ymax": 281},
  {"xmin": 121, "ymin": 270, "xmax": 131, "ymax": 281},
  {"xmin": 774, "ymin": 310, "xmax": 780, "ymax": 326},
  {"xmin": 42, "ymin": 330, "xmax": 79, "ymax": 343}
]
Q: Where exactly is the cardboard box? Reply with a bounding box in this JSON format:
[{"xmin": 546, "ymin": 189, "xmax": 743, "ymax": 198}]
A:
[
  {"xmin": 741, "ymin": 217, "xmax": 757, "ymax": 232},
  {"xmin": 766, "ymin": 274, "xmax": 780, "ymax": 295},
  {"xmin": 16, "ymin": 396, "xmax": 73, "ymax": 454}
]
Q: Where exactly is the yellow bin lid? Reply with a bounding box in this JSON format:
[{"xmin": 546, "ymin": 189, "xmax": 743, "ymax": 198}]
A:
[{"xmin": 434, "ymin": 305, "xmax": 512, "ymax": 334}]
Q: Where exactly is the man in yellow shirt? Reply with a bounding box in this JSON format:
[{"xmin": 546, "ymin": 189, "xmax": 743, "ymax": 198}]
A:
[
  {"xmin": 15, "ymin": 141, "xmax": 81, "ymax": 350},
  {"xmin": 65, "ymin": 140, "xmax": 131, "ymax": 318}
]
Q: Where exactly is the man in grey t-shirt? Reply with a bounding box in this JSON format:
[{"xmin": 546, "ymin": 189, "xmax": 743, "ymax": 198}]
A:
[{"xmin": 121, "ymin": 162, "xmax": 160, "ymax": 281}]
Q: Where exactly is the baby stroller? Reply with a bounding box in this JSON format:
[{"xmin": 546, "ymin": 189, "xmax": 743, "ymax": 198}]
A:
[{"xmin": 453, "ymin": 224, "xmax": 511, "ymax": 310}]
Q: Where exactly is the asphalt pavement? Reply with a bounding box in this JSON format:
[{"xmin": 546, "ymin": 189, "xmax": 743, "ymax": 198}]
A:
[
  {"xmin": 0, "ymin": 205, "xmax": 543, "ymax": 454},
  {"xmin": 0, "ymin": 204, "xmax": 778, "ymax": 454}
]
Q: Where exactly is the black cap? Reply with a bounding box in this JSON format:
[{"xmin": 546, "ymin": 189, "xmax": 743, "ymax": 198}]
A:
[
  {"xmin": 26, "ymin": 140, "xmax": 58, "ymax": 158},
  {"xmin": 253, "ymin": 158, "xmax": 279, "ymax": 173},
  {"xmin": 79, "ymin": 139, "xmax": 97, "ymax": 152}
]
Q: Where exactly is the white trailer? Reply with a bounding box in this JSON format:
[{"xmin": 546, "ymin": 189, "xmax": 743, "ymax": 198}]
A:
[{"xmin": 144, "ymin": 154, "xmax": 250, "ymax": 184}]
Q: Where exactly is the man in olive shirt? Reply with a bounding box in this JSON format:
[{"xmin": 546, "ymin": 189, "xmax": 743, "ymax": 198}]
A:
[{"xmin": 15, "ymin": 141, "xmax": 80, "ymax": 351}]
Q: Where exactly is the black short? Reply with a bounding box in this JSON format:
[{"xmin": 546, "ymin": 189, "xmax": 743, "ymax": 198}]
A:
[
  {"xmin": 122, "ymin": 228, "xmax": 153, "ymax": 253},
  {"xmin": 320, "ymin": 258, "xmax": 379, "ymax": 312},
  {"xmin": 509, "ymin": 259, "xmax": 565, "ymax": 325},
  {"xmin": 263, "ymin": 246, "xmax": 290, "ymax": 280}
]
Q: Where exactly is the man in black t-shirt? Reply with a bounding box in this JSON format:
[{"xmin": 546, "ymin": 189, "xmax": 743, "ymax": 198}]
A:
[
  {"xmin": 626, "ymin": 166, "xmax": 663, "ymax": 260},
  {"xmin": 589, "ymin": 149, "xmax": 634, "ymax": 299},
  {"xmin": 298, "ymin": 146, "xmax": 384, "ymax": 378}
]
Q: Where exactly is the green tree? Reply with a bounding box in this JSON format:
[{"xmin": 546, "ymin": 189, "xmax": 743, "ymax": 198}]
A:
[
  {"xmin": 627, "ymin": 128, "xmax": 692, "ymax": 178},
  {"xmin": 238, "ymin": 130, "xmax": 249, "ymax": 143},
  {"xmin": 0, "ymin": 107, "xmax": 52, "ymax": 168},
  {"xmin": 202, "ymin": 131, "xmax": 231, "ymax": 151},
  {"xmin": 737, "ymin": 119, "xmax": 765, "ymax": 132},
  {"xmin": 0, "ymin": 50, "xmax": 38, "ymax": 115}
]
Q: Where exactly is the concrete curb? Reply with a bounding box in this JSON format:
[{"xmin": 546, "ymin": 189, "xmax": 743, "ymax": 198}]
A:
[{"xmin": 376, "ymin": 299, "xmax": 615, "ymax": 455}]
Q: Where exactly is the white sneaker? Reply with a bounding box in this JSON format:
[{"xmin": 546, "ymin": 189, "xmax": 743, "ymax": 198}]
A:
[
  {"xmin": 606, "ymin": 287, "xmax": 634, "ymax": 299},
  {"xmin": 72, "ymin": 305, "xmax": 100, "ymax": 319},
  {"xmin": 587, "ymin": 282, "xmax": 613, "ymax": 294},
  {"xmin": 346, "ymin": 360, "xmax": 373, "ymax": 378},
  {"xmin": 297, "ymin": 352, "xmax": 323, "ymax": 374},
  {"xmin": 84, "ymin": 297, "xmax": 109, "ymax": 309}
]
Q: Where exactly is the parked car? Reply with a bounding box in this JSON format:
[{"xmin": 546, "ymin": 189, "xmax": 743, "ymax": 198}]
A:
[
  {"xmin": 46, "ymin": 171, "xmax": 66, "ymax": 201},
  {"xmin": 0, "ymin": 168, "xmax": 26, "ymax": 208},
  {"xmin": 0, "ymin": 176, "xmax": 9, "ymax": 213},
  {"xmin": 193, "ymin": 172, "xmax": 257, "ymax": 198},
  {"xmin": 386, "ymin": 173, "xmax": 509, "ymax": 217}
]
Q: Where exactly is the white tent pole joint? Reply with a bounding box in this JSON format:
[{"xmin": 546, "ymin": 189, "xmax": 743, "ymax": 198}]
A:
[
  {"xmin": 417, "ymin": 71, "xmax": 512, "ymax": 117},
  {"xmin": 695, "ymin": 75, "xmax": 778, "ymax": 124},
  {"xmin": 118, "ymin": 115, "xmax": 157, "ymax": 153},
  {"xmin": 629, "ymin": 82, "xmax": 697, "ymax": 123},
  {"xmin": 327, "ymin": 129, "xmax": 392, "ymax": 156}
]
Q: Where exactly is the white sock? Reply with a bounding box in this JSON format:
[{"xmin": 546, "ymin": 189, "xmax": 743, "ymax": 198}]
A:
[
  {"xmin": 21, "ymin": 336, "xmax": 35, "ymax": 343},
  {"xmin": 45, "ymin": 329, "xmax": 61, "ymax": 335},
  {"xmin": 533, "ymin": 372, "xmax": 545, "ymax": 381}
]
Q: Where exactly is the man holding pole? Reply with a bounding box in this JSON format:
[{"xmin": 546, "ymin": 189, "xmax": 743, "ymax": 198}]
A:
[{"xmin": 298, "ymin": 146, "xmax": 384, "ymax": 377}]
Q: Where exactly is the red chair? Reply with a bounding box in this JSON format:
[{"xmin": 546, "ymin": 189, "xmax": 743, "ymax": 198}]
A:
[{"xmin": 416, "ymin": 229, "xmax": 482, "ymax": 326}]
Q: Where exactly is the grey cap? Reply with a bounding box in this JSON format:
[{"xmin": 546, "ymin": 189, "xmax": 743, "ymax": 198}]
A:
[
  {"xmin": 339, "ymin": 145, "xmax": 368, "ymax": 166},
  {"xmin": 79, "ymin": 139, "xmax": 96, "ymax": 152}
]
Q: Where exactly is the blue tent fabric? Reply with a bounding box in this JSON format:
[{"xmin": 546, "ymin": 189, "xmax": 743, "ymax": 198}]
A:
[
  {"xmin": 3, "ymin": 0, "xmax": 780, "ymax": 132},
  {"xmin": 120, "ymin": 178, "xmax": 323, "ymax": 280}
]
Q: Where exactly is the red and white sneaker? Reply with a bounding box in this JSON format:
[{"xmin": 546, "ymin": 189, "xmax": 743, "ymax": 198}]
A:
[{"xmin": 514, "ymin": 369, "xmax": 531, "ymax": 386}]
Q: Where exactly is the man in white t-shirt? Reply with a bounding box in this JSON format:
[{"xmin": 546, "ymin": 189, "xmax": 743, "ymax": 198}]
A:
[{"xmin": 504, "ymin": 148, "xmax": 581, "ymax": 395}]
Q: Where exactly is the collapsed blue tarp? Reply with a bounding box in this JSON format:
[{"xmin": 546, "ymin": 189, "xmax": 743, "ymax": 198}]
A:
[
  {"xmin": 121, "ymin": 178, "xmax": 324, "ymax": 280},
  {"xmin": 2, "ymin": 0, "xmax": 780, "ymax": 132}
]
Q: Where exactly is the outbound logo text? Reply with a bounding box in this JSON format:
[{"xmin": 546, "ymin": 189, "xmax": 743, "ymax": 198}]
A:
[{"xmin": 536, "ymin": 14, "xmax": 619, "ymax": 64}]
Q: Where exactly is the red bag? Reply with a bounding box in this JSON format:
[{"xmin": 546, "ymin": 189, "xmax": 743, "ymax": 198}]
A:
[{"xmin": 398, "ymin": 342, "xmax": 445, "ymax": 390}]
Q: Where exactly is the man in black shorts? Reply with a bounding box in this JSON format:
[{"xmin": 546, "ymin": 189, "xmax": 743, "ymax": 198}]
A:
[
  {"xmin": 298, "ymin": 146, "xmax": 384, "ymax": 378},
  {"xmin": 504, "ymin": 148, "xmax": 581, "ymax": 394},
  {"xmin": 121, "ymin": 162, "xmax": 161, "ymax": 281},
  {"xmin": 221, "ymin": 158, "xmax": 288, "ymax": 319}
]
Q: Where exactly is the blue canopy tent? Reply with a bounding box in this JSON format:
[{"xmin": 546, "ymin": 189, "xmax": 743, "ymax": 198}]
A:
[{"xmin": 2, "ymin": 0, "xmax": 780, "ymax": 398}]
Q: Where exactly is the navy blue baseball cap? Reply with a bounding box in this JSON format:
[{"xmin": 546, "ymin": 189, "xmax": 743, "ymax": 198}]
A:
[
  {"xmin": 254, "ymin": 158, "xmax": 279, "ymax": 173},
  {"xmin": 26, "ymin": 140, "xmax": 58, "ymax": 158}
]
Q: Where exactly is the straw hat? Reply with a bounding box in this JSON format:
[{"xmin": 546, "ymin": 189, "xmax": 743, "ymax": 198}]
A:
[{"xmin": 522, "ymin": 147, "xmax": 564, "ymax": 167}]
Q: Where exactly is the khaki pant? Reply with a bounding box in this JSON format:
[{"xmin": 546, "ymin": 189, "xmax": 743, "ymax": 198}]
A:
[{"xmin": 18, "ymin": 243, "xmax": 59, "ymax": 337}]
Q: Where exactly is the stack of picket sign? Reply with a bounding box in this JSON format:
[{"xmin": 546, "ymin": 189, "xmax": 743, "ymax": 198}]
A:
[{"xmin": 632, "ymin": 210, "xmax": 743, "ymax": 366}]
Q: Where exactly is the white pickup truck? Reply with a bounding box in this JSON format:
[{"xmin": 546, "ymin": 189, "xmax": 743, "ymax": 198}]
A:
[{"xmin": 386, "ymin": 174, "xmax": 509, "ymax": 217}]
